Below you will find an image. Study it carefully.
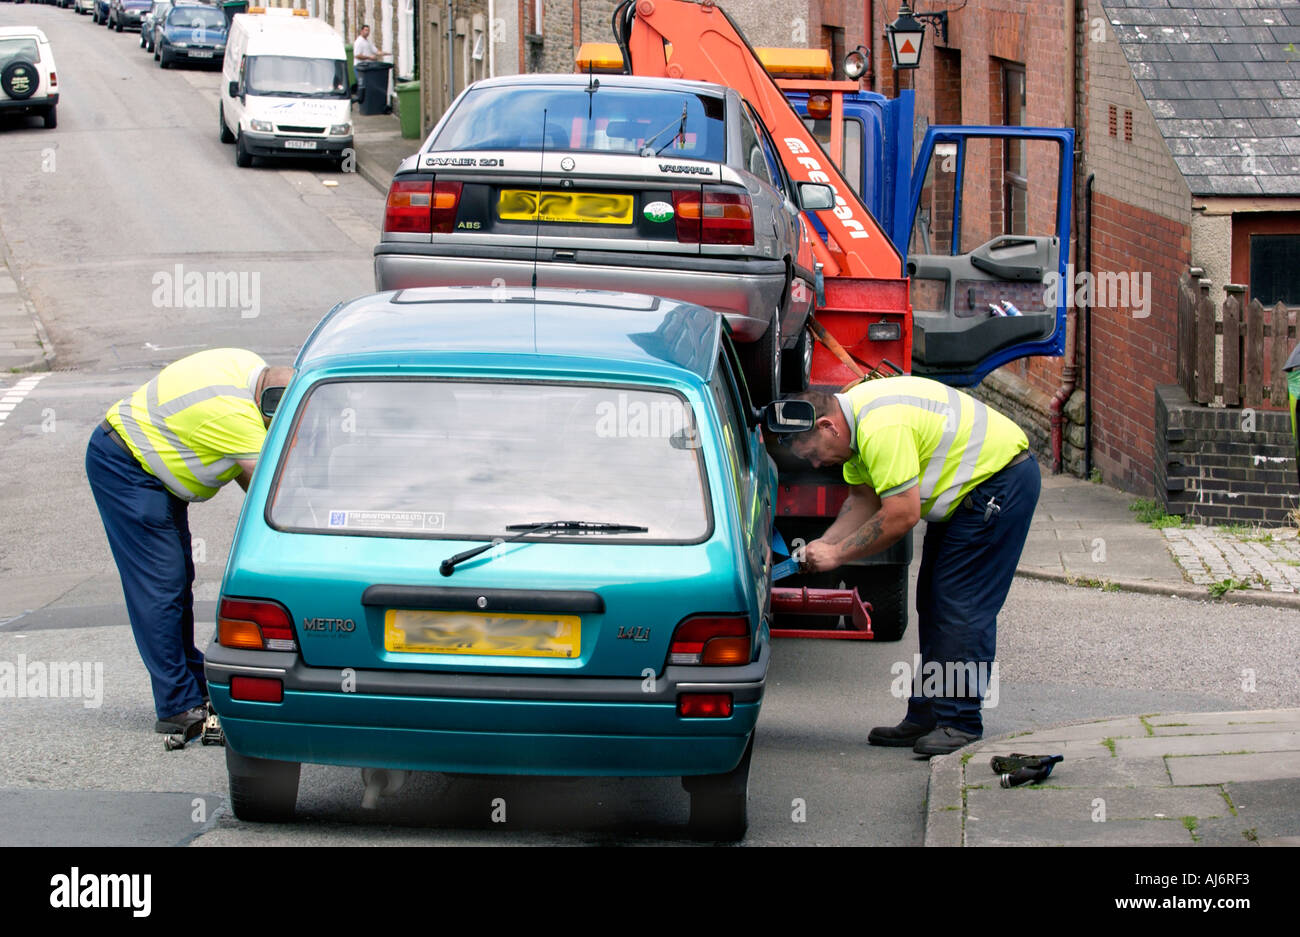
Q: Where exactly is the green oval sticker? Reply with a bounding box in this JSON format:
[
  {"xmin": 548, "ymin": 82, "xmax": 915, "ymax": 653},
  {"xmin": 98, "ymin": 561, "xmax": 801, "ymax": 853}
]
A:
[{"xmin": 644, "ymin": 200, "xmax": 675, "ymax": 223}]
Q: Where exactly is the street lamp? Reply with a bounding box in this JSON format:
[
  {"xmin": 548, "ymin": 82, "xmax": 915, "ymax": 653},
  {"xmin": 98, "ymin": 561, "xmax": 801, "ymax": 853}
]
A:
[{"xmin": 886, "ymin": 2, "xmax": 948, "ymax": 70}]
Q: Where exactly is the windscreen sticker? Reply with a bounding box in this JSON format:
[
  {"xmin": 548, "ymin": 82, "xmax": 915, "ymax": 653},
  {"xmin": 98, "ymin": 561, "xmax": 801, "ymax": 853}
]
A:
[{"xmin": 328, "ymin": 510, "xmax": 446, "ymax": 531}]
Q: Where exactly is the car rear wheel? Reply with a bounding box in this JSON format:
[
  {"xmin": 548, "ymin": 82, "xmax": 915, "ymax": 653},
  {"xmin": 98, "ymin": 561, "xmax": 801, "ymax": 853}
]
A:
[
  {"xmin": 781, "ymin": 320, "xmax": 813, "ymax": 393},
  {"xmin": 683, "ymin": 732, "xmax": 752, "ymax": 841},
  {"xmin": 235, "ymin": 132, "xmax": 253, "ymax": 167},
  {"xmin": 219, "ymin": 103, "xmax": 235, "ymax": 143},
  {"xmin": 226, "ymin": 746, "xmax": 300, "ymax": 822},
  {"xmin": 739, "ymin": 315, "xmax": 780, "ymax": 405},
  {"xmin": 43, "ymin": 105, "xmax": 56, "ymax": 129}
]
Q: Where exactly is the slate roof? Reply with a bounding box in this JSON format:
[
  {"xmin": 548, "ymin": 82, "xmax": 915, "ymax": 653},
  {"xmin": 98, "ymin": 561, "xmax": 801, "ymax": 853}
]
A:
[{"xmin": 1102, "ymin": 0, "xmax": 1300, "ymax": 197}]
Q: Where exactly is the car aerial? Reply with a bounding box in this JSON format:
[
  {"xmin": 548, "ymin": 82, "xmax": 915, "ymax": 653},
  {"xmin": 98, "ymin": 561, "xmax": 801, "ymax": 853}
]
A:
[
  {"xmin": 205, "ymin": 286, "xmax": 788, "ymax": 839},
  {"xmin": 108, "ymin": 0, "xmax": 152, "ymax": 32},
  {"xmin": 0, "ymin": 26, "xmax": 58, "ymax": 130},
  {"xmin": 140, "ymin": 0, "xmax": 171, "ymax": 51},
  {"xmin": 373, "ymin": 74, "xmax": 831, "ymax": 403},
  {"xmin": 155, "ymin": 2, "xmax": 226, "ymax": 68}
]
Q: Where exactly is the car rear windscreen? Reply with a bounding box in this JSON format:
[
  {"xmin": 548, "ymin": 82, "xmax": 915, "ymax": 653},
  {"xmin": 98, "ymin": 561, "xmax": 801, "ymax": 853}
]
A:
[
  {"xmin": 269, "ymin": 380, "xmax": 711, "ymax": 542},
  {"xmin": 0, "ymin": 39, "xmax": 40, "ymax": 66},
  {"xmin": 430, "ymin": 85, "xmax": 725, "ymax": 161}
]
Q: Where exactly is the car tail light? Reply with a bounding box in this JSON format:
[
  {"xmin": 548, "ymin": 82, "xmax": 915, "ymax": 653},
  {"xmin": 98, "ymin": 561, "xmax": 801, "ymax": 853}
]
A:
[
  {"xmin": 230, "ymin": 676, "xmax": 284, "ymax": 703},
  {"xmin": 49, "ymin": 72, "xmax": 57, "ymax": 89},
  {"xmin": 668, "ymin": 615, "xmax": 750, "ymax": 665},
  {"xmin": 670, "ymin": 188, "xmax": 753, "ymax": 246},
  {"xmin": 430, "ymin": 181, "xmax": 463, "ymax": 234},
  {"xmin": 384, "ymin": 179, "xmax": 432, "ymax": 233},
  {"xmin": 701, "ymin": 189, "xmax": 754, "ymax": 245},
  {"xmin": 678, "ymin": 693, "xmax": 734, "ymax": 718},
  {"xmin": 218, "ymin": 597, "xmax": 297, "ymax": 651}
]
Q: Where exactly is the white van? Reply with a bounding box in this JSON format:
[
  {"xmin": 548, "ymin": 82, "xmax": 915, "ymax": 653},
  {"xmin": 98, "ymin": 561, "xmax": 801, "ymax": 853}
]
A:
[{"xmin": 219, "ymin": 8, "xmax": 352, "ymax": 169}]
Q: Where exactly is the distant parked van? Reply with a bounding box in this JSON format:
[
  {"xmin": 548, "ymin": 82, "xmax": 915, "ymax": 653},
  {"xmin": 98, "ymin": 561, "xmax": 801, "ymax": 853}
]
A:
[{"xmin": 219, "ymin": 7, "xmax": 352, "ymax": 169}]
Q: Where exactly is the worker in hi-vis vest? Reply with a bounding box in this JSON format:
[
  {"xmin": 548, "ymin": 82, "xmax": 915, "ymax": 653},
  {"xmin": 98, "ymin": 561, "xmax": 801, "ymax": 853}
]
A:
[
  {"xmin": 785, "ymin": 375, "xmax": 1040, "ymax": 757},
  {"xmin": 85, "ymin": 349, "xmax": 294, "ymax": 736}
]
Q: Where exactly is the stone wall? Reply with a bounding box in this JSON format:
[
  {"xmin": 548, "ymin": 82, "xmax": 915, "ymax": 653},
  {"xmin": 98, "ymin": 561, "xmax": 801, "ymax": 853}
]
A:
[{"xmin": 1156, "ymin": 384, "xmax": 1298, "ymax": 526}]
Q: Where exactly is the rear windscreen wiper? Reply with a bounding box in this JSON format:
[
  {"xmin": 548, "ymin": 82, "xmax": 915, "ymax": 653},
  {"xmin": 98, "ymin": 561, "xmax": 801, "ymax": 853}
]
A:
[{"xmin": 439, "ymin": 520, "xmax": 649, "ymax": 577}]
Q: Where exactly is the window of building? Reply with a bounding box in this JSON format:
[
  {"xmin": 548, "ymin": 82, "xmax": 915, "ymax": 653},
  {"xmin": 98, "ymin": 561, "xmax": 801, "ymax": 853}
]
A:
[
  {"xmin": 1001, "ymin": 62, "xmax": 1026, "ymax": 236},
  {"xmin": 1231, "ymin": 213, "xmax": 1300, "ymax": 307}
]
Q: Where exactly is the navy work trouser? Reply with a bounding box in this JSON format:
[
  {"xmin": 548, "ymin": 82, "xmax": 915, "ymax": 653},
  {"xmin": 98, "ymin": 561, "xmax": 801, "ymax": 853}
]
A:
[
  {"xmin": 85, "ymin": 426, "xmax": 207, "ymax": 720},
  {"xmin": 904, "ymin": 454, "xmax": 1041, "ymax": 736}
]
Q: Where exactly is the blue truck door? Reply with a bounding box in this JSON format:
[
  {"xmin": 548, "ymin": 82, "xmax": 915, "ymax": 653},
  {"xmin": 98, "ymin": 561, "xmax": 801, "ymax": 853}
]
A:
[{"xmin": 905, "ymin": 126, "xmax": 1074, "ymax": 386}]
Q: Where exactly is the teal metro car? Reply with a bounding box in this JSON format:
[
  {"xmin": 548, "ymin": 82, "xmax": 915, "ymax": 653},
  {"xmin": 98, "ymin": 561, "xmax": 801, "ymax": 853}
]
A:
[{"xmin": 205, "ymin": 287, "xmax": 786, "ymax": 839}]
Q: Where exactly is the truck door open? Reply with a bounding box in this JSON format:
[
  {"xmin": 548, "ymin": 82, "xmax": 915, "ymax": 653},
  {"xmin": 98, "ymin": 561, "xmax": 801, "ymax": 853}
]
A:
[{"xmin": 906, "ymin": 126, "xmax": 1074, "ymax": 386}]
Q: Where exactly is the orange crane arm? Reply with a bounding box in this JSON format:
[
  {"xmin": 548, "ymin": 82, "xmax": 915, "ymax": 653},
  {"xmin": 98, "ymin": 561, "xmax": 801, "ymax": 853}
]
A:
[{"xmin": 617, "ymin": 0, "xmax": 903, "ymax": 280}]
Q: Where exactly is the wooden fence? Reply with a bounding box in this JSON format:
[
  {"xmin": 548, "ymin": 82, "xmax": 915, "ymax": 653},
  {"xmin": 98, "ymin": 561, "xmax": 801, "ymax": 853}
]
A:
[{"xmin": 1176, "ymin": 271, "xmax": 1298, "ymax": 407}]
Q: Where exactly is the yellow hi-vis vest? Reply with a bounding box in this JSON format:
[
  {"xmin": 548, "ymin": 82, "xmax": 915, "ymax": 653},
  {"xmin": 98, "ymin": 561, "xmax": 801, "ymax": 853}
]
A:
[
  {"xmin": 839, "ymin": 375, "xmax": 1029, "ymax": 522},
  {"xmin": 106, "ymin": 348, "xmax": 268, "ymax": 502}
]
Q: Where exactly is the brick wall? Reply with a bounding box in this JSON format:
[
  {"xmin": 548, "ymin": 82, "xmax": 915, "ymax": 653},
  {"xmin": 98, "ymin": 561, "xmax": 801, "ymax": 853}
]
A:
[{"xmin": 1157, "ymin": 384, "xmax": 1298, "ymax": 525}]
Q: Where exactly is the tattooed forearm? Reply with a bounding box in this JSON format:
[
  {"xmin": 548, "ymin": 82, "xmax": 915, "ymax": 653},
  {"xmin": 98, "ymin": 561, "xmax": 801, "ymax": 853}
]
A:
[{"xmin": 841, "ymin": 513, "xmax": 886, "ymax": 558}]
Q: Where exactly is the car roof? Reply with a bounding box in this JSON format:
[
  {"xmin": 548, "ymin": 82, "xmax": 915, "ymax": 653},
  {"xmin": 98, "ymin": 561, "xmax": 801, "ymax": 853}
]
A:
[
  {"xmin": 464, "ymin": 72, "xmax": 731, "ymax": 100},
  {"xmin": 296, "ymin": 287, "xmax": 721, "ymax": 381},
  {"xmin": 0, "ymin": 28, "xmax": 50, "ymax": 41}
]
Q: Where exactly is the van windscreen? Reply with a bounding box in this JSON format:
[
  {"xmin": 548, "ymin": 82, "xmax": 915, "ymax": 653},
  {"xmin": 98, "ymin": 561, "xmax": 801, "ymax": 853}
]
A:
[{"xmin": 246, "ymin": 56, "xmax": 348, "ymax": 98}]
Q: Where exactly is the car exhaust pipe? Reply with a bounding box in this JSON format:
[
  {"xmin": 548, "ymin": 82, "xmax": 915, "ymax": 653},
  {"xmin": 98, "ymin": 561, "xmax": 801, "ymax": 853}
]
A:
[{"xmin": 360, "ymin": 767, "xmax": 409, "ymax": 809}]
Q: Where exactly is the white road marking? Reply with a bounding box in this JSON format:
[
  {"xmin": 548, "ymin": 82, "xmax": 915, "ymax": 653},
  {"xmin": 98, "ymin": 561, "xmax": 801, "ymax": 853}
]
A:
[{"xmin": 0, "ymin": 373, "xmax": 49, "ymax": 428}]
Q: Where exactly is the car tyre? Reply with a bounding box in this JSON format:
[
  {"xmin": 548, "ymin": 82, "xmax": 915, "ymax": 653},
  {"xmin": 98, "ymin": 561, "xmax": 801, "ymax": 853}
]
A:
[
  {"xmin": 738, "ymin": 315, "xmax": 780, "ymax": 405},
  {"xmin": 854, "ymin": 563, "xmax": 909, "ymax": 642},
  {"xmin": 683, "ymin": 732, "xmax": 752, "ymax": 842},
  {"xmin": 235, "ymin": 132, "xmax": 253, "ymax": 167},
  {"xmin": 43, "ymin": 104, "xmax": 56, "ymax": 129},
  {"xmin": 114, "ymin": 16, "xmax": 122, "ymax": 31},
  {"xmin": 158, "ymin": 48, "xmax": 169, "ymax": 68},
  {"xmin": 219, "ymin": 103, "xmax": 235, "ymax": 143},
  {"xmin": 226, "ymin": 746, "xmax": 300, "ymax": 823},
  {"xmin": 780, "ymin": 319, "xmax": 813, "ymax": 393}
]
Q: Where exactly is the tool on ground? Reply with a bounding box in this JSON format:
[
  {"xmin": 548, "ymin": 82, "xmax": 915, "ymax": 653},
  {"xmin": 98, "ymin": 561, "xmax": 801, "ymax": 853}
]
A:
[
  {"xmin": 163, "ymin": 702, "xmax": 224, "ymax": 751},
  {"xmin": 991, "ymin": 752, "xmax": 1063, "ymax": 787}
]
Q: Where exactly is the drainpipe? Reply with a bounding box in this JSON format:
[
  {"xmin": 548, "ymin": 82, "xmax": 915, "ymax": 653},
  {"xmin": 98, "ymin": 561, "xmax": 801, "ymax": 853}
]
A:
[
  {"xmin": 1048, "ymin": 0, "xmax": 1081, "ymax": 475},
  {"xmin": 488, "ymin": 0, "xmax": 495, "ymax": 77},
  {"xmin": 1084, "ymin": 172, "xmax": 1095, "ymax": 477}
]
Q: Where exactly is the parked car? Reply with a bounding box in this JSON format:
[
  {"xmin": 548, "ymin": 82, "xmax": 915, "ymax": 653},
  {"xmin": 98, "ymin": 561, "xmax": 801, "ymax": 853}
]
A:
[
  {"xmin": 372, "ymin": 74, "xmax": 831, "ymax": 402},
  {"xmin": 91, "ymin": 0, "xmax": 110, "ymax": 23},
  {"xmin": 108, "ymin": 0, "xmax": 151, "ymax": 32},
  {"xmin": 0, "ymin": 27, "xmax": 58, "ymax": 129},
  {"xmin": 155, "ymin": 2, "xmax": 225, "ymax": 68},
  {"xmin": 74, "ymin": 0, "xmax": 96, "ymax": 15},
  {"xmin": 205, "ymin": 286, "xmax": 790, "ymax": 839},
  {"xmin": 140, "ymin": 0, "xmax": 171, "ymax": 51}
]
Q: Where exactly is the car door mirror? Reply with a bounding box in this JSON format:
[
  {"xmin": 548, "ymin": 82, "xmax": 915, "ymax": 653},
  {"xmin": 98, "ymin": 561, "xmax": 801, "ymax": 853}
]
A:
[
  {"xmin": 798, "ymin": 182, "xmax": 835, "ymax": 212},
  {"xmin": 228, "ymin": 80, "xmax": 239, "ymax": 98},
  {"xmin": 259, "ymin": 385, "xmax": 286, "ymax": 420},
  {"xmin": 762, "ymin": 400, "xmax": 815, "ymax": 434}
]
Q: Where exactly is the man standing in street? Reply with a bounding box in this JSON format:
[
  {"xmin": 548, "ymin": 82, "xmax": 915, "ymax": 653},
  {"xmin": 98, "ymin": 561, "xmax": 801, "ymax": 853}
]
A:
[
  {"xmin": 786, "ymin": 375, "xmax": 1040, "ymax": 756},
  {"xmin": 85, "ymin": 349, "xmax": 294, "ymax": 736},
  {"xmin": 353, "ymin": 24, "xmax": 384, "ymax": 62}
]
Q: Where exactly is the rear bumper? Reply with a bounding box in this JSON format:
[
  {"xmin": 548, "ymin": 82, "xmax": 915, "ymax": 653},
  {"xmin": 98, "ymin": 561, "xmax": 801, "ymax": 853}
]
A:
[
  {"xmin": 374, "ymin": 246, "xmax": 786, "ymax": 343},
  {"xmin": 0, "ymin": 93, "xmax": 57, "ymax": 112},
  {"xmin": 205, "ymin": 640, "xmax": 768, "ymax": 776},
  {"xmin": 242, "ymin": 130, "xmax": 352, "ymax": 159}
]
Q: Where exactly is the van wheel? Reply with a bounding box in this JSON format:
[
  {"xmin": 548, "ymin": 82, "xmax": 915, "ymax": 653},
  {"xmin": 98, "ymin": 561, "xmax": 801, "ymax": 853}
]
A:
[
  {"xmin": 226, "ymin": 746, "xmax": 300, "ymax": 823},
  {"xmin": 219, "ymin": 103, "xmax": 235, "ymax": 143},
  {"xmin": 43, "ymin": 105, "xmax": 56, "ymax": 129},
  {"xmin": 235, "ymin": 132, "xmax": 253, "ymax": 167},
  {"xmin": 683, "ymin": 732, "xmax": 752, "ymax": 842}
]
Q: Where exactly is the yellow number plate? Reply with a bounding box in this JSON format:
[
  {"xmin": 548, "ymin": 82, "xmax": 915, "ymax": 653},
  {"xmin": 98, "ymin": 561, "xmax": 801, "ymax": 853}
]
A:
[
  {"xmin": 498, "ymin": 189, "xmax": 634, "ymax": 225},
  {"xmin": 384, "ymin": 609, "xmax": 581, "ymax": 658}
]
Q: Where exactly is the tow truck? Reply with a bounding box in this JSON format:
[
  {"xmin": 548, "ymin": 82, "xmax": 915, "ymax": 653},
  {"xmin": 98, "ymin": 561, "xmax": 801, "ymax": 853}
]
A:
[{"xmin": 595, "ymin": 0, "xmax": 1074, "ymax": 640}]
